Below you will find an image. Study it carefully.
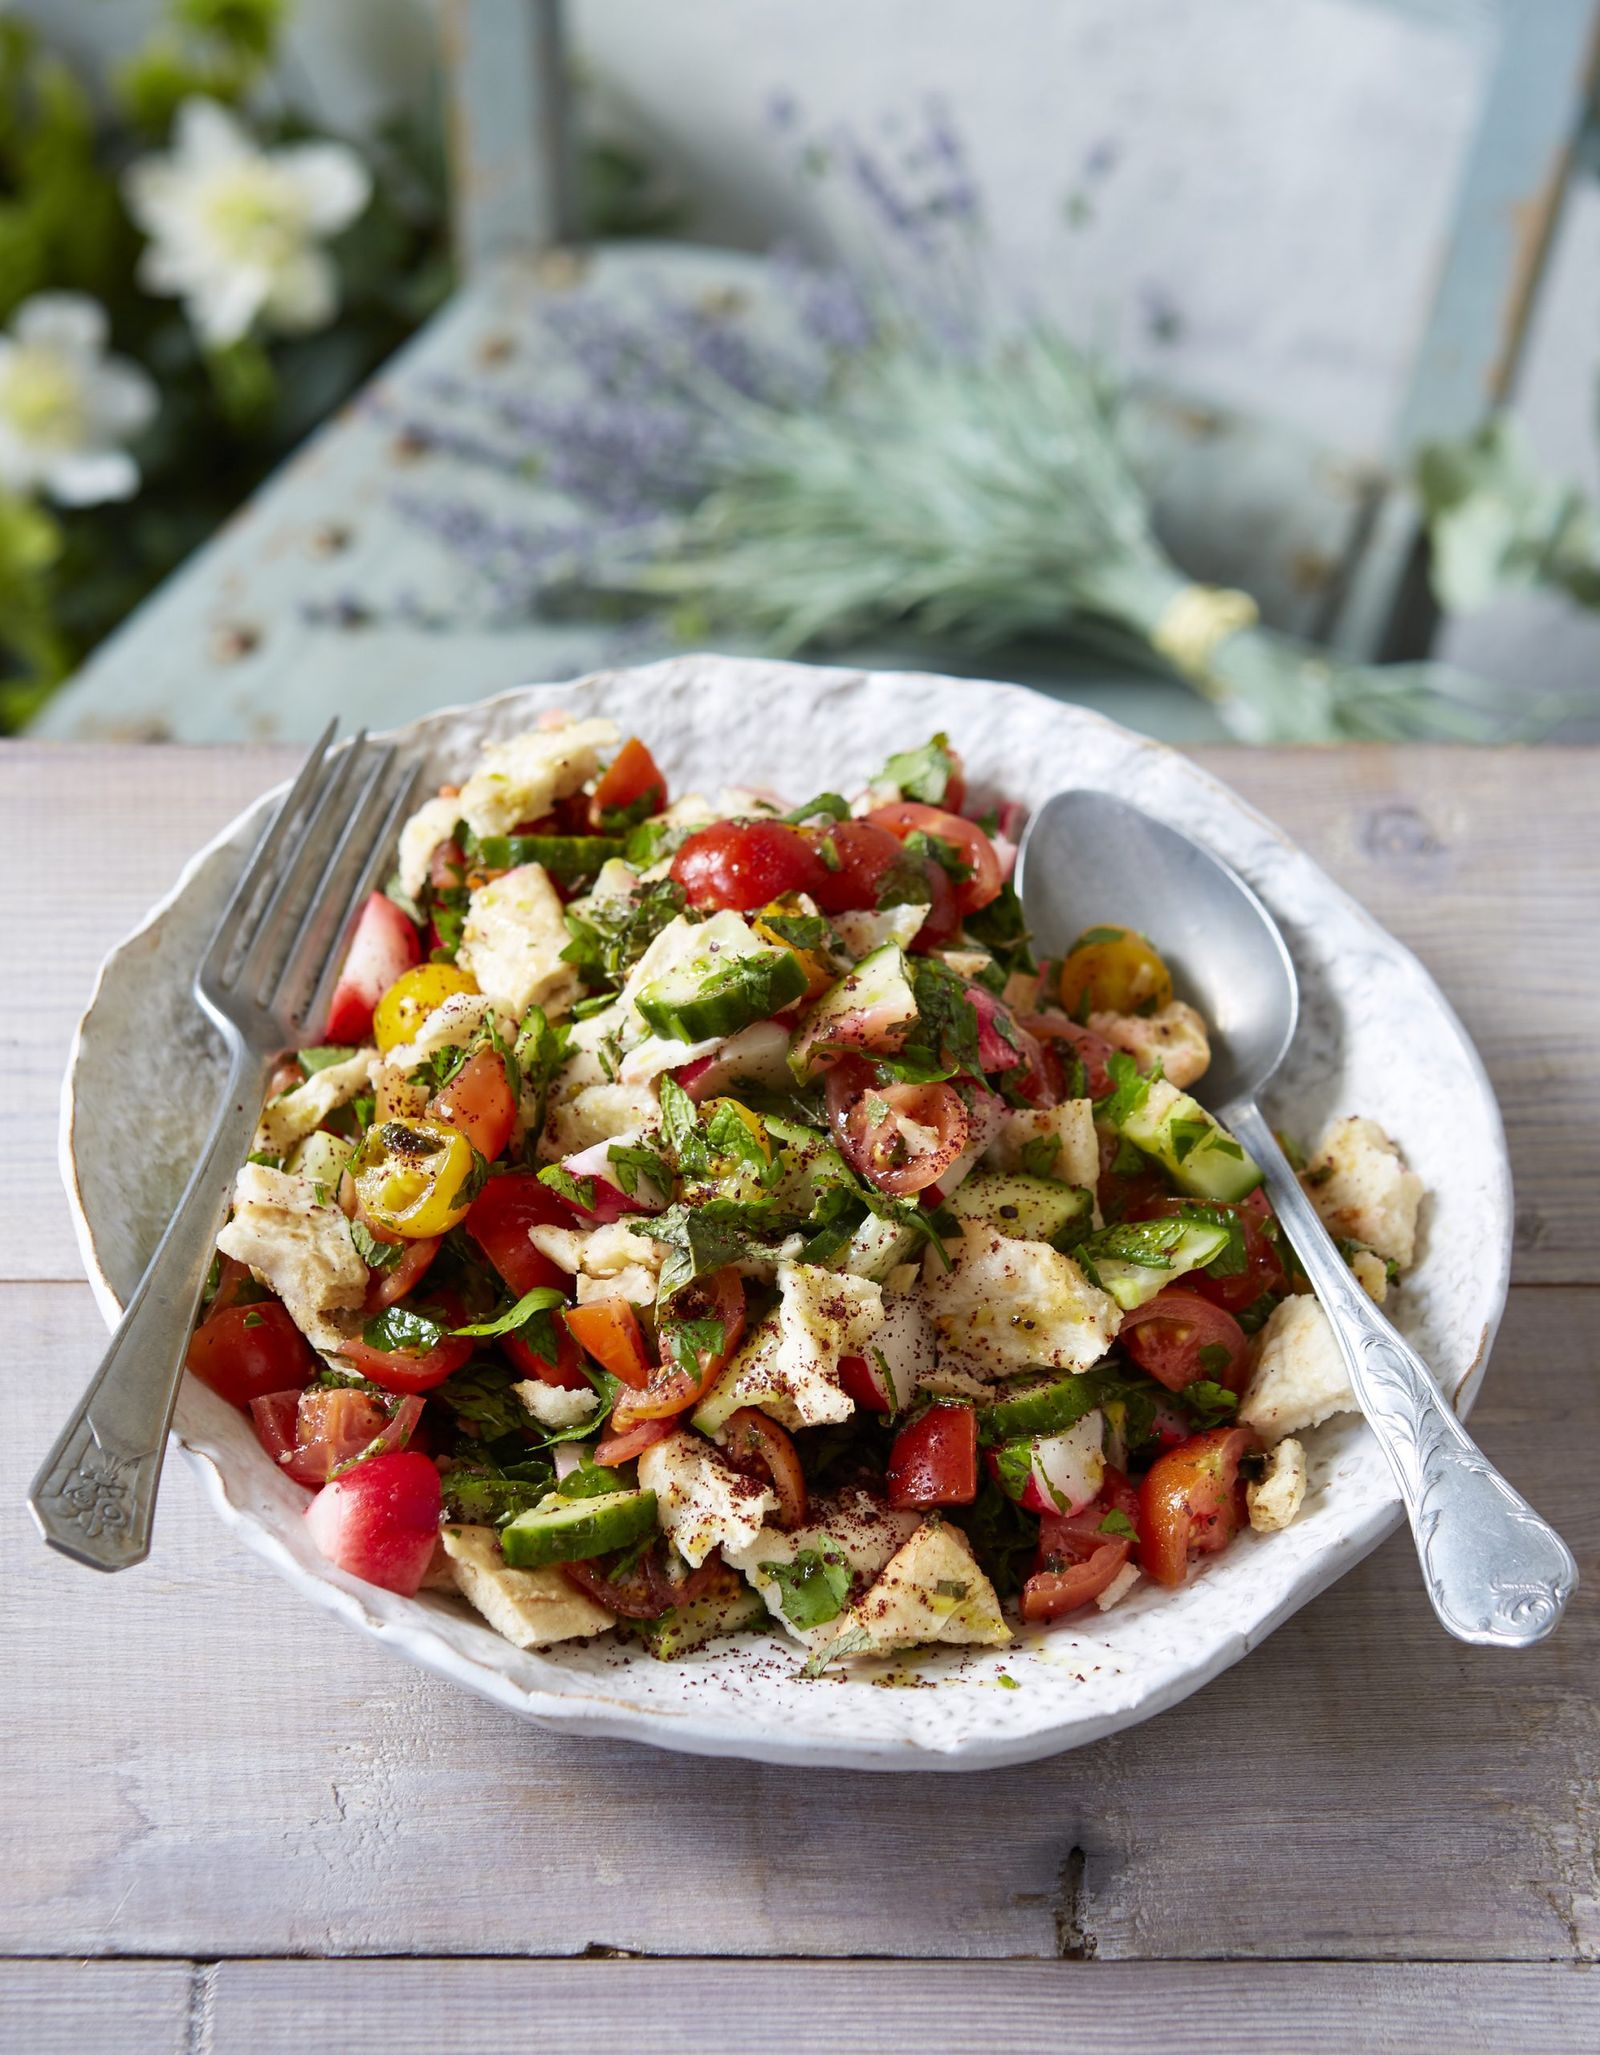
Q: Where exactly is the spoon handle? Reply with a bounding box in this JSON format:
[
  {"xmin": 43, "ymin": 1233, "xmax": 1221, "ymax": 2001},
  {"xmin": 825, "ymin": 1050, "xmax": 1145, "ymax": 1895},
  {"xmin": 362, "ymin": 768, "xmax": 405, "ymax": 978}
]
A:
[{"xmin": 1225, "ymin": 1100, "xmax": 1576, "ymax": 1647}]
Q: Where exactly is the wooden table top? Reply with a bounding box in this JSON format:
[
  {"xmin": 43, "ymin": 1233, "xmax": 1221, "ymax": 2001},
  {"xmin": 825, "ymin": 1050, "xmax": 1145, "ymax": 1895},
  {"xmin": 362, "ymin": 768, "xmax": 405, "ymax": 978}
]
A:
[{"xmin": 4, "ymin": 742, "xmax": 1596, "ymax": 2055}]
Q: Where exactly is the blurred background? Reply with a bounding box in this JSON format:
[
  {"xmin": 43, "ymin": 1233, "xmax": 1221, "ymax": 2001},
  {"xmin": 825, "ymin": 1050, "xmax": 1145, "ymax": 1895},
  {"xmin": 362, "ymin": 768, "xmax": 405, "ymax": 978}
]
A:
[{"xmin": 7, "ymin": 0, "xmax": 1600, "ymax": 744}]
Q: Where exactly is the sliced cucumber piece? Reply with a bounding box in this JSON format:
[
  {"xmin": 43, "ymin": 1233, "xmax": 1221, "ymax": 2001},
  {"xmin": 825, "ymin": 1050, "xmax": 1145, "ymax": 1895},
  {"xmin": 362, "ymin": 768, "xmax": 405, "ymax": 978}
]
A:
[
  {"xmin": 636, "ymin": 945, "xmax": 807, "ymax": 1042},
  {"xmin": 500, "ymin": 1488, "xmax": 658, "ymax": 1569},
  {"xmin": 789, "ymin": 942, "xmax": 919, "ymax": 1077},
  {"xmin": 839, "ymin": 1210, "xmax": 923, "ymax": 1282},
  {"xmin": 1106, "ymin": 1071, "xmax": 1261, "ymax": 1204},
  {"xmin": 1076, "ymin": 1211, "xmax": 1233, "ymax": 1311},
  {"xmin": 944, "ymin": 1171, "xmax": 1093, "ymax": 1247},
  {"xmin": 287, "ymin": 1128, "xmax": 355, "ymax": 1190},
  {"xmin": 979, "ymin": 1372, "xmax": 1105, "ymax": 1445},
  {"xmin": 471, "ymin": 832, "xmax": 624, "ymax": 881},
  {"xmin": 632, "ymin": 1584, "xmax": 768, "ymax": 1659}
]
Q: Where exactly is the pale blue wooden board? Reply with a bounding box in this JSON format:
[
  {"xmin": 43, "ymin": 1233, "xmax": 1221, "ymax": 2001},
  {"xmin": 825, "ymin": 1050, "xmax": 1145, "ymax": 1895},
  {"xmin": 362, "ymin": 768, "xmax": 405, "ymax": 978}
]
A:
[{"xmin": 33, "ymin": 243, "xmax": 1385, "ymax": 745}]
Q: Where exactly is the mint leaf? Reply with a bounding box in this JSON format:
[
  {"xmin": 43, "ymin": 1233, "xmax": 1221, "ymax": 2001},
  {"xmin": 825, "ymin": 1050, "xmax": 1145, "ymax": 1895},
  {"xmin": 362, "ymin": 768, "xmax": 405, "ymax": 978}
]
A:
[
  {"xmin": 450, "ymin": 1285, "xmax": 568, "ymax": 1339},
  {"xmin": 875, "ymin": 733, "xmax": 957, "ymax": 805}
]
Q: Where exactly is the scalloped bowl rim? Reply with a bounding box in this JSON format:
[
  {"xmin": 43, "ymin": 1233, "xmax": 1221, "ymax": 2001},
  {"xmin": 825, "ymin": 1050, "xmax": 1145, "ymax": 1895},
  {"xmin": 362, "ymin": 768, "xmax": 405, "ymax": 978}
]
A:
[{"xmin": 57, "ymin": 656, "xmax": 1512, "ymax": 1770}]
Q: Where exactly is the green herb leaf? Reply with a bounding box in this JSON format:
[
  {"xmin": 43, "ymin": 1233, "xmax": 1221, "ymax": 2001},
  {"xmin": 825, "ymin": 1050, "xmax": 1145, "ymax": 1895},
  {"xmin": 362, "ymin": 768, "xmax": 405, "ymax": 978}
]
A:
[
  {"xmin": 1098, "ymin": 1508, "xmax": 1137, "ymax": 1540},
  {"xmin": 538, "ymin": 1164, "xmax": 597, "ymax": 1213},
  {"xmin": 1019, "ymin": 1133, "xmax": 1063, "ymax": 1180},
  {"xmin": 450, "ymin": 1285, "xmax": 568, "ymax": 1339},
  {"xmin": 782, "ymin": 792, "xmax": 851, "ymax": 824},
  {"xmin": 799, "ymin": 1624, "xmax": 873, "ymax": 1678},
  {"xmin": 351, "ymin": 1219, "xmax": 404, "ymax": 1270},
  {"xmin": 297, "ymin": 1044, "xmax": 361, "ymax": 1074},
  {"xmin": 875, "ymin": 733, "xmax": 957, "ymax": 805},
  {"xmin": 1182, "ymin": 1379, "xmax": 1240, "ymax": 1428}
]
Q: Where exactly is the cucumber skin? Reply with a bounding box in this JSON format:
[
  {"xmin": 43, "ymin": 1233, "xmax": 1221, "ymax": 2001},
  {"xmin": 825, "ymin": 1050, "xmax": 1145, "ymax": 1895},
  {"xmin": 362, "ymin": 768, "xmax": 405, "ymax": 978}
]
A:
[
  {"xmin": 634, "ymin": 1585, "xmax": 768, "ymax": 1659},
  {"xmin": 500, "ymin": 1488, "xmax": 658, "ymax": 1570},
  {"xmin": 1116, "ymin": 1079, "xmax": 1262, "ymax": 1205},
  {"xmin": 979, "ymin": 1374, "xmax": 1103, "ymax": 1444},
  {"xmin": 636, "ymin": 947, "xmax": 807, "ymax": 1042}
]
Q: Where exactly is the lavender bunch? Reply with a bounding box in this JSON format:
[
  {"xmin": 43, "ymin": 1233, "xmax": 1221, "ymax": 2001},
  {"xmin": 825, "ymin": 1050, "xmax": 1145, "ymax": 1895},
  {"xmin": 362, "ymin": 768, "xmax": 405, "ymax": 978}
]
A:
[{"xmin": 392, "ymin": 104, "xmax": 1558, "ymax": 742}]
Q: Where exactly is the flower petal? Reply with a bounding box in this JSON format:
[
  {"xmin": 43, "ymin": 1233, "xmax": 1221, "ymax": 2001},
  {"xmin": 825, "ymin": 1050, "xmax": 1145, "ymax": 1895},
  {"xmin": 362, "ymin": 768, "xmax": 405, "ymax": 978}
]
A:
[
  {"xmin": 263, "ymin": 249, "xmax": 338, "ymax": 334},
  {"xmin": 172, "ymin": 97, "xmax": 252, "ymax": 169},
  {"xmin": 275, "ymin": 142, "xmax": 372, "ymax": 234},
  {"xmin": 46, "ymin": 448, "xmax": 141, "ymax": 508},
  {"xmin": 12, "ymin": 292, "xmax": 108, "ymax": 356},
  {"xmin": 88, "ymin": 359, "xmax": 160, "ymax": 439}
]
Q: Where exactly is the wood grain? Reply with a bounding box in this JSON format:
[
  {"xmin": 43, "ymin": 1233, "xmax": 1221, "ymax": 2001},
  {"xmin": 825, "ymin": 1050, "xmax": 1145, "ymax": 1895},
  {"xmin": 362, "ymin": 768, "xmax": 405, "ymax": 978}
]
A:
[
  {"xmin": 6, "ymin": 1281, "xmax": 1593, "ymax": 1964},
  {"xmin": 200, "ymin": 1959, "xmax": 1600, "ymax": 2054},
  {"xmin": 0, "ymin": 1962, "xmax": 190, "ymax": 2055}
]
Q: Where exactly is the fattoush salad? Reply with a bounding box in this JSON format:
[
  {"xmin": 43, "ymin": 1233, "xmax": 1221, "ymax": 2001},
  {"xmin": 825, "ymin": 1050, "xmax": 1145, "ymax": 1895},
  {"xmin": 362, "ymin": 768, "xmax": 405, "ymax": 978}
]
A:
[{"xmin": 190, "ymin": 716, "xmax": 1425, "ymax": 1671}]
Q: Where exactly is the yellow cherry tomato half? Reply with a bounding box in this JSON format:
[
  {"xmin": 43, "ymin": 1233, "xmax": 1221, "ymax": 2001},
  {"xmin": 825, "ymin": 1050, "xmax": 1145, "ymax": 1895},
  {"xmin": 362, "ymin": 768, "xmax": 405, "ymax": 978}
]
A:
[
  {"xmin": 1057, "ymin": 924, "xmax": 1173, "ymax": 1018},
  {"xmin": 753, "ymin": 900, "xmax": 835, "ymax": 999},
  {"xmin": 352, "ymin": 1117, "xmax": 480, "ymax": 1238},
  {"xmin": 372, "ymin": 962, "xmax": 478, "ymax": 1054}
]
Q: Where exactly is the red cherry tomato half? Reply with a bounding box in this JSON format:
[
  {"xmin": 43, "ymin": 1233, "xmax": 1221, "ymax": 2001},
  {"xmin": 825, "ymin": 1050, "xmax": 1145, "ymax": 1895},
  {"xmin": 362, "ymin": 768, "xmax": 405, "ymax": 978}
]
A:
[
  {"xmin": 563, "ymin": 1299, "xmax": 653, "ymax": 1390},
  {"xmin": 611, "ymin": 1267, "xmax": 746, "ymax": 1427},
  {"xmin": 430, "ymin": 1045, "xmax": 517, "ymax": 1163},
  {"xmin": 324, "ymin": 892, "xmax": 422, "ymax": 1043},
  {"xmin": 866, "ymin": 801, "xmax": 1003, "ymax": 915},
  {"xmin": 560, "ymin": 1547, "xmax": 729, "ymax": 1621},
  {"xmin": 799, "ymin": 819, "xmax": 911, "ymax": 915},
  {"xmin": 592, "ymin": 1417, "xmax": 675, "ymax": 1469},
  {"xmin": 908, "ymin": 855, "xmax": 962, "ymax": 952},
  {"xmin": 187, "ymin": 1300, "xmax": 317, "ymax": 1409},
  {"xmin": 671, "ymin": 819, "xmax": 827, "ymax": 912},
  {"xmin": 1118, "ymin": 1288, "xmax": 1249, "ymax": 1395},
  {"xmin": 590, "ymin": 736, "xmax": 667, "ymax": 829},
  {"xmin": 304, "ymin": 1449, "xmax": 442, "ymax": 1595},
  {"xmin": 1024, "ymin": 1013, "xmax": 1123, "ymax": 1102},
  {"xmin": 364, "ymin": 1234, "xmax": 441, "ymax": 1313},
  {"xmin": 338, "ymin": 1299, "xmax": 475, "ymax": 1396},
  {"xmin": 1020, "ymin": 1529, "xmax": 1132, "ymax": 1621},
  {"xmin": 463, "ymin": 1171, "xmax": 570, "ymax": 1298},
  {"xmin": 502, "ymin": 1320, "xmax": 592, "ymax": 1392},
  {"xmin": 886, "ymin": 1403, "xmax": 979, "ymax": 1508},
  {"xmin": 828, "ymin": 1061, "xmax": 972, "ymax": 1197},
  {"xmin": 721, "ymin": 1406, "xmax": 808, "ymax": 1529},
  {"xmin": 1139, "ymin": 1425, "xmax": 1262, "ymax": 1588},
  {"xmin": 1131, "ymin": 1193, "xmax": 1286, "ymax": 1314}
]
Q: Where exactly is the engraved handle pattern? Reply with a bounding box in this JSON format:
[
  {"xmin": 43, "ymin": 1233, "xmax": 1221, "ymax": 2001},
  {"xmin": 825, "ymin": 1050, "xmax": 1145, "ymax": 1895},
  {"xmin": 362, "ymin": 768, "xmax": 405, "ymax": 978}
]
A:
[
  {"xmin": 30, "ymin": 1040, "xmax": 265, "ymax": 1571},
  {"xmin": 1226, "ymin": 1100, "xmax": 1576, "ymax": 1647}
]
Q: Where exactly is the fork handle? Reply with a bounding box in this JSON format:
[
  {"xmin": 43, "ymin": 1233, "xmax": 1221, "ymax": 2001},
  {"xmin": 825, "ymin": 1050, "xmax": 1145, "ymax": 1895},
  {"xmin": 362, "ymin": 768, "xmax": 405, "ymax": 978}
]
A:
[
  {"xmin": 30, "ymin": 1038, "xmax": 266, "ymax": 1571},
  {"xmin": 1225, "ymin": 1098, "xmax": 1576, "ymax": 1647}
]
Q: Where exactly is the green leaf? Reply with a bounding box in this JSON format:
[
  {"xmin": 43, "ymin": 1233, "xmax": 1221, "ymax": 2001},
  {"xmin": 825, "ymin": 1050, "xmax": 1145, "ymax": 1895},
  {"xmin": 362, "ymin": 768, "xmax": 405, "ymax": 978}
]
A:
[
  {"xmin": 1182, "ymin": 1378, "xmax": 1239, "ymax": 1428},
  {"xmin": 360, "ymin": 1303, "xmax": 447, "ymax": 1354},
  {"xmin": 782, "ymin": 792, "xmax": 851, "ymax": 824},
  {"xmin": 432, "ymin": 1360, "xmax": 535, "ymax": 1442},
  {"xmin": 1019, "ymin": 1133, "xmax": 1063, "ymax": 1180},
  {"xmin": 351, "ymin": 1219, "xmax": 403, "ymax": 1270},
  {"xmin": 538, "ymin": 1164, "xmax": 597, "ymax": 1213},
  {"xmin": 799, "ymin": 1624, "xmax": 873, "ymax": 1678},
  {"xmin": 1098, "ymin": 1508, "xmax": 1137, "ymax": 1540},
  {"xmin": 607, "ymin": 1139, "xmax": 672, "ymax": 1199},
  {"xmin": 450, "ymin": 1285, "xmax": 567, "ymax": 1338},
  {"xmin": 875, "ymin": 733, "xmax": 957, "ymax": 805},
  {"xmin": 963, "ymin": 882, "xmax": 1035, "ymax": 981},
  {"xmin": 296, "ymin": 1043, "xmax": 361, "ymax": 1074}
]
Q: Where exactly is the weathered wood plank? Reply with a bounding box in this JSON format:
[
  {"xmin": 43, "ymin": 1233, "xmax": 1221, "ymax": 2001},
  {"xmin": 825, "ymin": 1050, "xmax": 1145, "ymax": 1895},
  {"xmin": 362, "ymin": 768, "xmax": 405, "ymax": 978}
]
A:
[
  {"xmin": 0, "ymin": 1961, "xmax": 191, "ymax": 2055},
  {"xmin": 198, "ymin": 1958, "xmax": 1600, "ymax": 2053},
  {"xmin": 6, "ymin": 1280, "xmax": 1593, "ymax": 1962},
  {"xmin": 3, "ymin": 743, "xmax": 1595, "ymax": 1285}
]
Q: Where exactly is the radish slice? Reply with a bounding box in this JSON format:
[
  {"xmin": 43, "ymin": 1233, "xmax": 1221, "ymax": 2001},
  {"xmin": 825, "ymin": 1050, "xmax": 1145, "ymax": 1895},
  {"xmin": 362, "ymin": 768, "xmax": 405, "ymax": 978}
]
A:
[
  {"xmin": 558, "ymin": 1134, "xmax": 667, "ymax": 1220},
  {"xmin": 1028, "ymin": 1414, "xmax": 1106, "ymax": 1515},
  {"xmin": 674, "ymin": 1019, "xmax": 794, "ymax": 1103}
]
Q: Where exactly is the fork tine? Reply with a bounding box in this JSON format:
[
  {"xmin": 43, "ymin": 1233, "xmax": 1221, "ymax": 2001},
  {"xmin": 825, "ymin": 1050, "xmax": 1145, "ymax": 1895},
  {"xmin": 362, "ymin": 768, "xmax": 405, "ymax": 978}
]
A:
[
  {"xmin": 297, "ymin": 757, "xmax": 425, "ymax": 1038},
  {"xmin": 201, "ymin": 720, "xmax": 338, "ymax": 986},
  {"xmin": 270, "ymin": 740, "xmax": 401, "ymax": 1028},
  {"xmin": 229, "ymin": 735, "xmax": 372, "ymax": 1007}
]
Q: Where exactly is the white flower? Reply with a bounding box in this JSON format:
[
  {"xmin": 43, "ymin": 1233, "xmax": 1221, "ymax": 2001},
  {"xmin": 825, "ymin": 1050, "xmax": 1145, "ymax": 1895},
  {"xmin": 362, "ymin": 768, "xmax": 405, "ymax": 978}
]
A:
[
  {"xmin": 0, "ymin": 294, "xmax": 158, "ymax": 506},
  {"xmin": 124, "ymin": 99, "xmax": 371, "ymax": 349}
]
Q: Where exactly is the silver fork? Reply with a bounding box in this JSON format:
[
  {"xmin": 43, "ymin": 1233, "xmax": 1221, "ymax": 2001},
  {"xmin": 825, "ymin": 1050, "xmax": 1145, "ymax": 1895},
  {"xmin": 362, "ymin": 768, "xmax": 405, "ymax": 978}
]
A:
[{"xmin": 30, "ymin": 724, "xmax": 421, "ymax": 1573}]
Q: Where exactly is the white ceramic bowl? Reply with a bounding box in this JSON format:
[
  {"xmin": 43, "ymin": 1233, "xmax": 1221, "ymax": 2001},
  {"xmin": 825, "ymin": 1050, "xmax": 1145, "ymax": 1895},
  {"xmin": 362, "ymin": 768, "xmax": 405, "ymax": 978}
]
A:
[{"xmin": 61, "ymin": 655, "xmax": 1512, "ymax": 1770}]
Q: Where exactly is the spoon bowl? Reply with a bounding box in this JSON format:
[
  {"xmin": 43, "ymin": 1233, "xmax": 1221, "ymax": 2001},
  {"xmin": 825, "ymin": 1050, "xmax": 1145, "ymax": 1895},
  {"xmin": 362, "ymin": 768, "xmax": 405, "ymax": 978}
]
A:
[
  {"xmin": 1015, "ymin": 785, "xmax": 1576, "ymax": 1650},
  {"xmin": 1016, "ymin": 789, "xmax": 1298, "ymax": 1107}
]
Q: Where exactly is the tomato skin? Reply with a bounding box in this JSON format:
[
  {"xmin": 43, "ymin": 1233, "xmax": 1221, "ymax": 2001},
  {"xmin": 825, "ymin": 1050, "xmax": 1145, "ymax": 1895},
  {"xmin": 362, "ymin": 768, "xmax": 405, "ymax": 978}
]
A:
[
  {"xmin": 187, "ymin": 1300, "xmax": 317, "ymax": 1409},
  {"xmin": 1119, "ymin": 1288, "xmax": 1249, "ymax": 1395},
  {"xmin": 1020, "ymin": 1534, "xmax": 1131, "ymax": 1621},
  {"xmin": 1057, "ymin": 925, "xmax": 1173, "ymax": 1018},
  {"xmin": 590, "ymin": 736, "xmax": 667, "ymax": 827},
  {"xmin": 1133, "ymin": 1193, "xmax": 1286, "ymax": 1314},
  {"xmin": 866, "ymin": 801, "xmax": 1003, "ymax": 915},
  {"xmin": 502, "ymin": 1321, "xmax": 591, "ymax": 1392},
  {"xmin": 304, "ymin": 1450, "xmax": 442, "ymax": 1596},
  {"xmin": 801, "ymin": 819, "xmax": 911, "ymax": 916},
  {"xmin": 722, "ymin": 1407, "xmax": 808, "ymax": 1529},
  {"xmin": 364, "ymin": 1235, "xmax": 441, "ymax": 1313},
  {"xmin": 464, "ymin": 1171, "xmax": 570, "ymax": 1297},
  {"xmin": 612, "ymin": 1268, "xmax": 746, "ymax": 1427},
  {"xmin": 561, "ymin": 1546, "xmax": 728, "ymax": 1621},
  {"xmin": 1139, "ymin": 1425, "xmax": 1262, "ymax": 1588},
  {"xmin": 563, "ymin": 1299, "xmax": 652, "ymax": 1389},
  {"xmin": 372, "ymin": 962, "xmax": 478, "ymax": 1055},
  {"xmin": 907, "ymin": 856, "xmax": 962, "ymax": 952},
  {"xmin": 886, "ymin": 1403, "xmax": 979, "ymax": 1508},
  {"xmin": 431, "ymin": 1046, "xmax": 517, "ymax": 1163},
  {"xmin": 325, "ymin": 893, "xmax": 422, "ymax": 1043},
  {"xmin": 338, "ymin": 1323, "xmax": 474, "ymax": 1396},
  {"xmin": 592, "ymin": 1417, "xmax": 675, "ymax": 1468},
  {"xmin": 671, "ymin": 820, "xmax": 827, "ymax": 911},
  {"xmin": 1024, "ymin": 1013, "xmax": 1123, "ymax": 1102}
]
